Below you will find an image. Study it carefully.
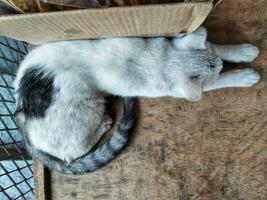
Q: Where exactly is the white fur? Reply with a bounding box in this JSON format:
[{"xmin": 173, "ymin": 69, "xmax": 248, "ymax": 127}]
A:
[
  {"xmin": 15, "ymin": 27, "xmax": 261, "ymax": 162},
  {"xmin": 203, "ymin": 68, "xmax": 260, "ymax": 91},
  {"xmin": 205, "ymin": 42, "xmax": 260, "ymax": 63}
]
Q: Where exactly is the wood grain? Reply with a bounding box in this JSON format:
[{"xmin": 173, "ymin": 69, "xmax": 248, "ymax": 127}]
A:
[
  {"xmin": 33, "ymin": 161, "xmax": 50, "ymax": 200},
  {"xmin": 35, "ymin": 0, "xmax": 267, "ymax": 199}
]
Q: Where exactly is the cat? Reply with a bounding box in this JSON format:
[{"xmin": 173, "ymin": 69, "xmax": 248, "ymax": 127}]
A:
[{"xmin": 14, "ymin": 27, "xmax": 260, "ymax": 174}]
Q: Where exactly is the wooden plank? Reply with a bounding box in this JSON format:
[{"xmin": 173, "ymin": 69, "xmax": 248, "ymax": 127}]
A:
[
  {"xmin": 33, "ymin": 161, "xmax": 50, "ymax": 200},
  {"xmin": 35, "ymin": 0, "xmax": 267, "ymax": 199}
]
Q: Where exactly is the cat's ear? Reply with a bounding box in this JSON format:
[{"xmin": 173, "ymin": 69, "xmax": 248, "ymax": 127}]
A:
[
  {"xmin": 180, "ymin": 79, "xmax": 203, "ymax": 102},
  {"xmin": 173, "ymin": 26, "xmax": 207, "ymax": 50}
]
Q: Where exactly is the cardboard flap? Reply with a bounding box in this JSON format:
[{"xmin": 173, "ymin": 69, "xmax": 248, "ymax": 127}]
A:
[{"xmin": 0, "ymin": 2, "xmax": 213, "ymax": 44}]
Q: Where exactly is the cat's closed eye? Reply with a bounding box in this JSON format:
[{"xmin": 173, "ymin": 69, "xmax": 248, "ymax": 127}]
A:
[
  {"xmin": 189, "ymin": 75, "xmax": 200, "ymax": 80},
  {"xmin": 209, "ymin": 64, "xmax": 215, "ymax": 68}
]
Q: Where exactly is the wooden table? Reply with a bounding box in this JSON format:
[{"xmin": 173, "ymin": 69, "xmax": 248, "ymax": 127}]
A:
[{"xmin": 34, "ymin": 0, "xmax": 267, "ymax": 199}]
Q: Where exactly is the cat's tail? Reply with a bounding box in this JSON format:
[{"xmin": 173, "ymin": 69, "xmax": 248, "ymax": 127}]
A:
[{"xmin": 24, "ymin": 98, "xmax": 136, "ymax": 174}]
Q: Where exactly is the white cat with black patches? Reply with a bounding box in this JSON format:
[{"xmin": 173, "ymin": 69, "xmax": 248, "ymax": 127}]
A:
[{"xmin": 14, "ymin": 27, "xmax": 260, "ymax": 174}]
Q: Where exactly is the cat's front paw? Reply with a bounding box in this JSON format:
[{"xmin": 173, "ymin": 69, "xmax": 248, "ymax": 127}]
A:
[
  {"xmin": 238, "ymin": 44, "xmax": 259, "ymax": 62},
  {"xmin": 233, "ymin": 68, "xmax": 260, "ymax": 87}
]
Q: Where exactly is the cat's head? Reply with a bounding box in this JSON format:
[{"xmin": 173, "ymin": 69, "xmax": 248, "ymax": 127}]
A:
[
  {"xmin": 167, "ymin": 49, "xmax": 223, "ymax": 102},
  {"xmin": 167, "ymin": 26, "xmax": 223, "ymax": 102}
]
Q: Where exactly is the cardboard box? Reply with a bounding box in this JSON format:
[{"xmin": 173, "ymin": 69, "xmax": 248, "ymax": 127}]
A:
[{"xmin": 0, "ymin": 1, "xmax": 221, "ymax": 44}]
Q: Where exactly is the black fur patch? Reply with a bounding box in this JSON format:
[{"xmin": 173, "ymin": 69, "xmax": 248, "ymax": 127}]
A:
[{"xmin": 18, "ymin": 68, "xmax": 55, "ymax": 118}]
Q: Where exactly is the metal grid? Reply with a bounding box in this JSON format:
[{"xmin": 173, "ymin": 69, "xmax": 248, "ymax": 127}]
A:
[{"xmin": 0, "ymin": 37, "xmax": 34, "ymax": 200}]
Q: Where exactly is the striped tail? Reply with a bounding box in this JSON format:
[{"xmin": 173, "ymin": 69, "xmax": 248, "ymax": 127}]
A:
[{"xmin": 24, "ymin": 98, "xmax": 136, "ymax": 174}]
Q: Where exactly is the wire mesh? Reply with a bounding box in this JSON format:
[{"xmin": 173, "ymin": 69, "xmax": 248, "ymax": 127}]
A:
[{"xmin": 0, "ymin": 37, "xmax": 34, "ymax": 200}]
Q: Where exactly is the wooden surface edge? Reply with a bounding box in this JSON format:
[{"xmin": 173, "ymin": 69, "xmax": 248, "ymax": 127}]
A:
[{"xmin": 33, "ymin": 160, "xmax": 50, "ymax": 200}]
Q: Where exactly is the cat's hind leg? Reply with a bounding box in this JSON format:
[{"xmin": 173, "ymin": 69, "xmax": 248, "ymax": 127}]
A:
[
  {"xmin": 206, "ymin": 42, "xmax": 259, "ymax": 63},
  {"xmin": 90, "ymin": 115, "xmax": 113, "ymax": 148},
  {"xmin": 96, "ymin": 115, "xmax": 113, "ymax": 136},
  {"xmin": 203, "ymin": 68, "xmax": 260, "ymax": 92}
]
